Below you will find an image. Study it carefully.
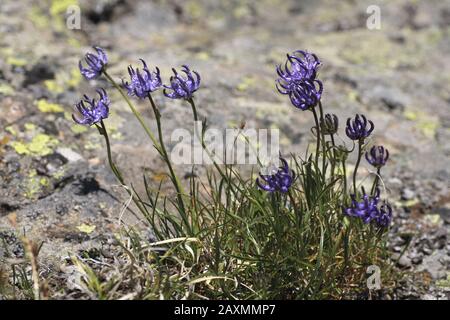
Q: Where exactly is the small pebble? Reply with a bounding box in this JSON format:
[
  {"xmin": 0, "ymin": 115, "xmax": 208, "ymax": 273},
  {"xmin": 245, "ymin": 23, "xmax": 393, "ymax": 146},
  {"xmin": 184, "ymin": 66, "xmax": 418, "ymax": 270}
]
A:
[{"xmin": 401, "ymin": 188, "xmax": 415, "ymax": 200}]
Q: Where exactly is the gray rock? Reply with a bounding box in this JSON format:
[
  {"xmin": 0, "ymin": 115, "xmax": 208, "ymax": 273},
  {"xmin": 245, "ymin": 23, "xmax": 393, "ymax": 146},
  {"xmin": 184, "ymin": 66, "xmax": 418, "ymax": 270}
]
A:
[
  {"xmin": 419, "ymin": 251, "xmax": 448, "ymax": 280},
  {"xmin": 411, "ymin": 255, "xmax": 423, "ymax": 265},
  {"xmin": 401, "ymin": 188, "xmax": 416, "ymax": 200},
  {"xmin": 421, "ymin": 294, "xmax": 438, "ymax": 300},
  {"xmin": 56, "ymin": 148, "xmax": 84, "ymax": 163},
  {"xmin": 422, "ymin": 246, "xmax": 433, "ymax": 255},
  {"xmin": 387, "ymin": 177, "xmax": 402, "ymax": 190},
  {"xmin": 397, "ymin": 255, "xmax": 412, "ymax": 268},
  {"xmin": 362, "ymin": 85, "xmax": 411, "ymax": 112}
]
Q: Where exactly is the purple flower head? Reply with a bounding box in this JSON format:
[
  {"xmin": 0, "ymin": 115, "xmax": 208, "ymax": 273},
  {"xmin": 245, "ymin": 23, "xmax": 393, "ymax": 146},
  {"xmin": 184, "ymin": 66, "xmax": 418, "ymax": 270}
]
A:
[
  {"xmin": 256, "ymin": 157, "xmax": 295, "ymax": 193},
  {"xmin": 365, "ymin": 145, "xmax": 389, "ymax": 168},
  {"xmin": 321, "ymin": 113, "xmax": 339, "ymax": 135},
  {"xmin": 276, "ymin": 50, "xmax": 321, "ymax": 94},
  {"xmin": 376, "ymin": 203, "xmax": 392, "ymax": 228},
  {"xmin": 122, "ymin": 59, "xmax": 162, "ymax": 99},
  {"xmin": 72, "ymin": 88, "xmax": 110, "ymax": 126},
  {"xmin": 79, "ymin": 47, "xmax": 108, "ymax": 80},
  {"xmin": 343, "ymin": 188, "xmax": 392, "ymax": 228},
  {"xmin": 345, "ymin": 114, "xmax": 374, "ymax": 141},
  {"xmin": 164, "ymin": 65, "xmax": 201, "ymax": 100},
  {"xmin": 344, "ymin": 188, "xmax": 380, "ymax": 224},
  {"xmin": 288, "ymin": 80, "xmax": 323, "ymax": 111}
]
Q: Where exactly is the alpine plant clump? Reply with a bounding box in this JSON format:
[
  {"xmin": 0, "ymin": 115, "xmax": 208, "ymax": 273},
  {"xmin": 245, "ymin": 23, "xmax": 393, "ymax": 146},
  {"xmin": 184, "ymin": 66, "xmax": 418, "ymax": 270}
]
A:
[{"xmin": 71, "ymin": 46, "xmax": 395, "ymax": 300}]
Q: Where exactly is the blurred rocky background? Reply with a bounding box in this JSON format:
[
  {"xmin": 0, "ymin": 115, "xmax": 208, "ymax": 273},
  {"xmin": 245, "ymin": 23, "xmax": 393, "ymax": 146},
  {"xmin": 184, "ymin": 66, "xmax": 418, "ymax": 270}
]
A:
[{"xmin": 0, "ymin": 0, "xmax": 449, "ymax": 299}]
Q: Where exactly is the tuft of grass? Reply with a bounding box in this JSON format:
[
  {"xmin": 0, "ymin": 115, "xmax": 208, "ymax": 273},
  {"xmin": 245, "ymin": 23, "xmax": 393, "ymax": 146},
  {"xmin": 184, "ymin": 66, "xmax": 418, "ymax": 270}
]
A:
[{"xmin": 71, "ymin": 103, "xmax": 393, "ymax": 299}]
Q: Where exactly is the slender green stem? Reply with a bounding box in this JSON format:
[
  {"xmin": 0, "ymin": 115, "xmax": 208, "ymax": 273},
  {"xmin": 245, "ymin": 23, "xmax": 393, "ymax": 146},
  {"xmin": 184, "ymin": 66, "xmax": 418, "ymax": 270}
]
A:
[
  {"xmin": 187, "ymin": 98, "xmax": 245, "ymax": 194},
  {"xmin": 330, "ymin": 133, "xmax": 336, "ymax": 179},
  {"xmin": 364, "ymin": 224, "xmax": 374, "ymax": 266},
  {"xmin": 311, "ymin": 108, "xmax": 321, "ymax": 168},
  {"xmin": 318, "ymin": 102, "xmax": 327, "ymax": 176},
  {"xmin": 353, "ymin": 141, "xmax": 363, "ymax": 195},
  {"xmin": 147, "ymin": 93, "xmax": 187, "ymax": 225},
  {"xmin": 97, "ymin": 120, "xmax": 148, "ymax": 217},
  {"xmin": 102, "ymin": 72, "xmax": 187, "ymax": 229},
  {"xmin": 188, "ymin": 99, "xmax": 221, "ymax": 172},
  {"xmin": 187, "ymin": 98, "xmax": 204, "ymax": 151},
  {"xmin": 370, "ymin": 167, "xmax": 381, "ymax": 195},
  {"xmin": 342, "ymin": 158, "xmax": 347, "ymax": 199},
  {"xmin": 103, "ymin": 71, "xmax": 160, "ymax": 149},
  {"xmin": 98, "ymin": 120, "xmax": 124, "ymax": 184}
]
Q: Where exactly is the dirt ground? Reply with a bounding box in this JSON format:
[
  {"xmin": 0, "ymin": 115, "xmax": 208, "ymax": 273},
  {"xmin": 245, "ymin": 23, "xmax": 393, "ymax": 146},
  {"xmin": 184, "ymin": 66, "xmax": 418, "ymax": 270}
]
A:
[{"xmin": 0, "ymin": 0, "xmax": 449, "ymax": 299}]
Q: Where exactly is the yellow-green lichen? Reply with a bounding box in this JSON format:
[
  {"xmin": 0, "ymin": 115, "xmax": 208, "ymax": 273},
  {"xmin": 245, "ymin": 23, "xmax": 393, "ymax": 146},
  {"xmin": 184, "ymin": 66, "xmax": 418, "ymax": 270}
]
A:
[
  {"xmin": 5, "ymin": 126, "xmax": 18, "ymax": 136},
  {"xmin": 418, "ymin": 121, "xmax": 438, "ymax": 139},
  {"xmin": 111, "ymin": 131, "xmax": 123, "ymax": 140},
  {"xmin": 28, "ymin": 5, "xmax": 50, "ymax": 29},
  {"xmin": 196, "ymin": 52, "xmax": 210, "ymax": 61},
  {"xmin": 50, "ymin": 0, "xmax": 78, "ymax": 17},
  {"xmin": 6, "ymin": 57, "xmax": 27, "ymax": 67},
  {"xmin": 71, "ymin": 124, "xmax": 88, "ymax": 134},
  {"xmin": 11, "ymin": 142, "xmax": 29, "ymax": 155},
  {"xmin": 49, "ymin": 0, "xmax": 79, "ymax": 31},
  {"xmin": 11, "ymin": 134, "xmax": 59, "ymax": 156},
  {"xmin": 37, "ymin": 99, "xmax": 64, "ymax": 113},
  {"xmin": 66, "ymin": 67, "xmax": 82, "ymax": 88},
  {"xmin": 84, "ymin": 139, "xmax": 101, "ymax": 151},
  {"xmin": 0, "ymin": 84, "xmax": 15, "ymax": 96},
  {"xmin": 64, "ymin": 112, "xmax": 73, "ymax": 121},
  {"xmin": 67, "ymin": 38, "xmax": 82, "ymax": 49},
  {"xmin": 44, "ymin": 67, "xmax": 82, "ymax": 94},
  {"xmin": 76, "ymin": 224, "xmax": 96, "ymax": 234},
  {"xmin": 44, "ymin": 80, "xmax": 65, "ymax": 94},
  {"xmin": 403, "ymin": 109, "xmax": 439, "ymax": 139},
  {"xmin": 237, "ymin": 76, "xmax": 257, "ymax": 92},
  {"xmin": 52, "ymin": 167, "xmax": 66, "ymax": 180},
  {"xmin": 23, "ymin": 169, "xmax": 51, "ymax": 199},
  {"xmin": 40, "ymin": 177, "xmax": 50, "ymax": 187},
  {"xmin": 185, "ymin": 1, "xmax": 203, "ymax": 20},
  {"xmin": 233, "ymin": 5, "xmax": 251, "ymax": 19},
  {"xmin": 25, "ymin": 176, "xmax": 50, "ymax": 199},
  {"xmin": 404, "ymin": 110, "xmax": 418, "ymax": 121},
  {"xmin": 436, "ymin": 273, "xmax": 450, "ymax": 289},
  {"xmin": 24, "ymin": 123, "xmax": 37, "ymax": 131}
]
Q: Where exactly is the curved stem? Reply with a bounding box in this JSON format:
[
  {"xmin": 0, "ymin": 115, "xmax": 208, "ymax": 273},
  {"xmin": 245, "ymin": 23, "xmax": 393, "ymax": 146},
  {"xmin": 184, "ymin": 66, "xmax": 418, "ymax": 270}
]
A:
[
  {"xmin": 330, "ymin": 133, "xmax": 336, "ymax": 179},
  {"xmin": 147, "ymin": 94, "xmax": 187, "ymax": 223},
  {"xmin": 311, "ymin": 108, "xmax": 321, "ymax": 168},
  {"xmin": 342, "ymin": 158, "xmax": 347, "ymax": 202},
  {"xmin": 103, "ymin": 71, "xmax": 159, "ymax": 149},
  {"xmin": 318, "ymin": 102, "xmax": 327, "ymax": 176},
  {"xmin": 370, "ymin": 167, "xmax": 381, "ymax": 195},
  {"xmin": 353, "ymin": 141, "xmax": 363, "ymax": 195},
  {"xmin": 97, "ymin": 120, "xmax": 148, "ymax": 218},
  {"xmin": 187, "ymin": 98, "xmax": 243, "ymax": 192},
  {"xmin": 102, "ymin": 72, "xmax": 189, "ymax": 230},
  {"xmin": 98, "ymin": 120, "xmax": 124, "ymax": 184}
]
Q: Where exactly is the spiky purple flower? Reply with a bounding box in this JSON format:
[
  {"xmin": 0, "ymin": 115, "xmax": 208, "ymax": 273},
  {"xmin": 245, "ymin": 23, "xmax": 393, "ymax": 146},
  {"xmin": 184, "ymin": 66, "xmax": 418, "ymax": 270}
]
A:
[
  {"xmin": 79, "ymin": 47, "xmax": 108, "ymax": 80},
  {"xmin": 343, "ymin": 188, "xmax": 392, "ymax": 228},
  {"xmin": 122, "ymin": 59, "xmax": 162, "ymax": 98},
  {"xmin": 164, "ymin": 65, "xmax": 201, "ymax": 100},
  {"xmin": 276, "ymin": 50, "xmax": 323, "ymax": 111},
  {"xmin": 72, "ymin": 89, "xmax": 110, "ymax": 126},
  {"xmin": 321, "ymin": 113, "xmax": 339, "ymax": 135},
  {"xmin": 276, "ymin": 50, "xmax": 321, "ymax": 94},
  {"xmin": 288, "ymin": 80, "xmax": 323, "ymax": 111},
  {"xmin": 256, "ymin": 157, "xmax": 295, "ymax": 193},
  {"xmin": 365, "ymin": 145, "xmax": 389, "ymax": 168},
  {"xmin": 376, "ymin": 204, "xmax": 393, "ymax": 228},
  {"xmin": 345, "ymin": 114, "xmax": 374, "ymax": 141}
]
